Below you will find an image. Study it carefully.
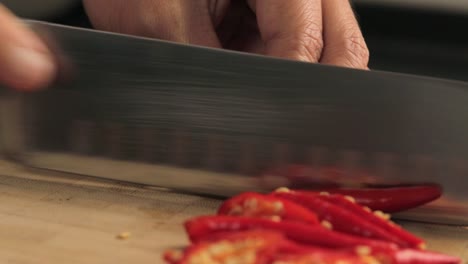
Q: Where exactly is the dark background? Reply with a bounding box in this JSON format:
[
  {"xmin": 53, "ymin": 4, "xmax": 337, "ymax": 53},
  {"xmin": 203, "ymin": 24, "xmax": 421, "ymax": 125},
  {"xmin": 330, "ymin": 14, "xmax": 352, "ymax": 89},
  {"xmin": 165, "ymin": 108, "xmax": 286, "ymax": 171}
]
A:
[{"xmin": 40, "ymin": 2, "xmax": 468, "ymax": 83}]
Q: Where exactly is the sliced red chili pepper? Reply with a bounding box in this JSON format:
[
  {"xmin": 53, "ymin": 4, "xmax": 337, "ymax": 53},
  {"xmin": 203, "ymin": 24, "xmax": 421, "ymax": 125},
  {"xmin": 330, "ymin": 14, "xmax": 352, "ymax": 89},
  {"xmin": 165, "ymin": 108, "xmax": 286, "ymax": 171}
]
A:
[
  {"xmin": 180, "ymin": 222, "xmax": 385, "ymax": 264},
  {"xmin": 217, "ymin": 192, "xmax": 319, "ymax": 224},
  {"xmin": 277, "ymin": 239, "xmax": 461, "ymax": 264},
  {"xmin": 163, "ymin": 249, "xmax": 184, "ymax": 264},
  {"xmin": 273, "ymin": 252, "xmax": 380, "ymax": 264},
  {"xmin": 275, "ymin": 239, "xmax": 382, "ymax": 264},
  {"xmin": 317, "ymin": 192, "xmax": 425, "ymax": 249},
  {"xmin": 163, "ymin": 230, "xmax": 283, "ymax": 264},
  {"xmin": 392, "ymin": 248, "xmax": 461, "ymax": 264},
  {"xmin": 184, "ymin": 215, "xmax": 398, "ymax": 251},
  {"xmin": 271, "ymin": 189, "xmax": 412, "ymax": 248},
  {"xmin": 356, "ymin": 246, "xmax": 462, "ymax": 264},
  {"xmin": 322, "ymin": 184, "xmax": 442, "ymax": 213}
]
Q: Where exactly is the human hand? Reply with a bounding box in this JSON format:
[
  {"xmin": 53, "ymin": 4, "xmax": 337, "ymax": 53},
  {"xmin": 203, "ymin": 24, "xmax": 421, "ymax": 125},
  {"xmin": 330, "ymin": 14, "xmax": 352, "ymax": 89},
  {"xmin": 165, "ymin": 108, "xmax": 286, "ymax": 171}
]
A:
[
  {"xmin": 0, "ymin": 4, "xmax": 56, "ymax": 90},
  {"xmin": 84, "ymin": 0, "xmax": 369, "ymax": 69}
]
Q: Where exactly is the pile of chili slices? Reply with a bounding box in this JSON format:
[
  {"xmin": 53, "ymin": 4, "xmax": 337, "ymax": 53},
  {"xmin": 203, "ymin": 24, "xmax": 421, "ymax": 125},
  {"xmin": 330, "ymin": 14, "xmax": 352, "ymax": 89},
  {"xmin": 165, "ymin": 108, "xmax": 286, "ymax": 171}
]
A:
[{"xmin": 163, "ymin": 186, "xmax": 461, "ymax": 264}]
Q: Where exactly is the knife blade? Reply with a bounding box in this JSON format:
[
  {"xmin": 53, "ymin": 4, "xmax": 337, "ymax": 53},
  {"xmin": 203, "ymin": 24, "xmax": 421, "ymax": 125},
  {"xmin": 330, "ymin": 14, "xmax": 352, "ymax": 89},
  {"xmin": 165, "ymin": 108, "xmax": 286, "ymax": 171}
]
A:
[{"xmin": 0, "ymin": 20, "xmax": 467, "ymax": 225}]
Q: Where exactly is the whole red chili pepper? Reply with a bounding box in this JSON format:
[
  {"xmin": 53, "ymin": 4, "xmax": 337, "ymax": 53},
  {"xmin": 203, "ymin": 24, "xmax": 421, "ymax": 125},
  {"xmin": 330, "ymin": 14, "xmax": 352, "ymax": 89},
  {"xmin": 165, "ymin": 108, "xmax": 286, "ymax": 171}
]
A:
[
  {"xmin": 262, "ymin": 164, "xmax": 442, "ymax": 213},
  {"xmin": 271, "ymin": 190, "xmax": 412, "ymax": 248},
  {"xmin": 217, "ymin": 192, "xmax": 319, "ymax": 224},
  {"xmin": 163, "ymin": 230, "xmax": 283, "ymax": 264},
  {"xmin": 317, "ymin": 192, "xmax": 425, "ymax": 249},
  {"xmin": 184, "ymin": 215, "xmax": 398, "ymax": 251},
  {"xmin": 322, "ymin": 184, "xmax": 442, "ymax": 213}
]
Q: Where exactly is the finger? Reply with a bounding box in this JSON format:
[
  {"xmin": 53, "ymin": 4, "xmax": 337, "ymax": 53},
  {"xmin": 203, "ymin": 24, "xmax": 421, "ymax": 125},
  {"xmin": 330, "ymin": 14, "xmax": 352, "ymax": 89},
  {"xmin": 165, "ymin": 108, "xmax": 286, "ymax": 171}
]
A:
[
  {"xmin": 216, "ymin": 0, "xmax": 262, "ymax": 53},
  {"xmin": 247, "ymin": 0, "xmax": 324, "ymax": 62},
  {"xmin": 320, "ymin": 0, "xmax": 369, "ymax": 69},
  {"xmin": 0, "ymin": 4, "xmax": 56, "ymax": 90},
  {"xmin": 183, "ymin": 0, "xmax": 225, "ymax": 47},
  {"xmin": 83, "ymin": 0, "xmax": 223, "ymax": 48}
]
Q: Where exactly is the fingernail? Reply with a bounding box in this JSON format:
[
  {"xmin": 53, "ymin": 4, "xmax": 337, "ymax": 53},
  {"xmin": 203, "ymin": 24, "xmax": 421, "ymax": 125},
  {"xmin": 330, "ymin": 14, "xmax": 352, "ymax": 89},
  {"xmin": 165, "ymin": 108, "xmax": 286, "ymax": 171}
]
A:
[{"xmin": 6, "ymin": 45, "xmax": 55, "ymax": 90}]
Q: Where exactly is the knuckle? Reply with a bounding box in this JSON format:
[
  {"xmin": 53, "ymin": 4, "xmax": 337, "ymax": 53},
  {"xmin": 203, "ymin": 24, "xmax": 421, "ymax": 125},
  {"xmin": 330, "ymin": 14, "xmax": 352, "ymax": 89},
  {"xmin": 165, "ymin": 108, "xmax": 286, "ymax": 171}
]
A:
[
  {"xmin": 340, "ymin": 27, "xmax": 370, "ymax": 68},
  {"xmin": 290, "ymin": 21, "xmax": 324, "ymax": 62},
  {"xmin": 302, "ymin": 22, "xmax": 325, "ymax": 61}
]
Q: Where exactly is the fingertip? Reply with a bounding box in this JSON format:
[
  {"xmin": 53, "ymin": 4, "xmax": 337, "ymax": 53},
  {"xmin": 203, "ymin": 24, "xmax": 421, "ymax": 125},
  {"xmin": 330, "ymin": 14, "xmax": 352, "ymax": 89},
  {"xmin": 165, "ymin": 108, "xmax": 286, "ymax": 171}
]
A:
[
  {"xmin": 14, "ymin": 47, "xmax": 56, "ymax": 91},
  {"xmin": 0, "ymin": 4, "xmax": 56, "ymax": 91},
  {"xmin": 0, "ymin": 46, "xmax": 56, "ymax": 91}
]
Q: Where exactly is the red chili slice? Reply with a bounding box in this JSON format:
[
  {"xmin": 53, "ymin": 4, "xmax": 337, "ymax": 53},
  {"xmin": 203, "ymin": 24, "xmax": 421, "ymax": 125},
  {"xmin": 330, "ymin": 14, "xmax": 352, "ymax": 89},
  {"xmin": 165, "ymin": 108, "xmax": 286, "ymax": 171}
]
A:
[
  {"xmin": 217, "ymin": 192, "xmax": 319, "ymax": 224},
  {"xmin": 163, "ymin": 230, "xmax": 283, "ymax": 264},
  {"xmin": 273, "ymin": 240, "xmax": 383, "ymax": 264},
  {"xmin": 168, "ymin": 215, "xmax": 460, "ymax": 264},
  {"xmin": 363, "ymin": 247, "xmax": 462, "ymax": 264},
  {"xmin": 184, "ymin": 215, "xmax": 398, "ymax": 251},
  {"xmin": 271, "ymin": 189, "xmax": 413, "ymax": 248},
  {"xmin": 318, "ymin": 192, "xmax": 425, "ymax": 249},
  {"xmin": 273, "ymin": 252, "xmax": 379, "ymax": 264},
  {"xmin": 323, "ymin": 185, "xmax": 442, "ymax": 213},
  {"xmin": 392, "ymin": 248, "xmax": 461, "ymax": 264},
  {"xmin": 279, "ymin": 236, "xmax": 458, "ymax": 264},
  {"xmin": 278, "ymin": 238, "xmax": 462, "ymax": 264}
]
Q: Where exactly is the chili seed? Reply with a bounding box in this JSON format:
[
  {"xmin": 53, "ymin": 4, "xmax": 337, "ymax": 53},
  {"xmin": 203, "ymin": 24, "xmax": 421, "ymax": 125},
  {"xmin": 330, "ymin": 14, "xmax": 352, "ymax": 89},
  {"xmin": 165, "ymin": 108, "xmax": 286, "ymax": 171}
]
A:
[
  {"xmin": 356, "ymin": 245, "xmax": 371, "ymax": 256},
  {"xmin": 275, "ymin": 187, "xmax": 291, "ymax": 193},
  {"xmin": 229, "ymin": 206, "xmax": 243, "ymax": 215},
  {"xmin": 321, "ymin": 220, "xmax": 333, "ymax": 230},
  {"xmin": 272, "ymin": 201, "xmax": 284, "ymax": 213},
  {"xmin": 244, "ymin": 198, "xmax": 258, "ymax": 210},
  {"xmin": 344, "ymin": 195, "xmax": 356, "ymax": 203},
  {"xmin": 374, "ymin": 210, "xmax": 390, "ymax": 220}
]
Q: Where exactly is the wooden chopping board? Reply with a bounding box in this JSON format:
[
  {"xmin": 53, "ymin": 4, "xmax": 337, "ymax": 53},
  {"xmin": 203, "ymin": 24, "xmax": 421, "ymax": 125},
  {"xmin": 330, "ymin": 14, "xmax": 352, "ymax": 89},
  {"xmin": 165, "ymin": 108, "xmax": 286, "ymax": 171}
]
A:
[{"xmin": 0, "ymin": 160, "xmax": 466, "ymax": 264}]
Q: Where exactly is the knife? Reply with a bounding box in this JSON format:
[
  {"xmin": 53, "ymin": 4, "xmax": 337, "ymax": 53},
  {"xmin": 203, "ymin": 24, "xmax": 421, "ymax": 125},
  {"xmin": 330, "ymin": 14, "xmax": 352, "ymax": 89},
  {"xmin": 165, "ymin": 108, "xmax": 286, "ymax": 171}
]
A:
[{"xmin": 0, "ymin": 20, "xmax": 467, "ymax": 225}]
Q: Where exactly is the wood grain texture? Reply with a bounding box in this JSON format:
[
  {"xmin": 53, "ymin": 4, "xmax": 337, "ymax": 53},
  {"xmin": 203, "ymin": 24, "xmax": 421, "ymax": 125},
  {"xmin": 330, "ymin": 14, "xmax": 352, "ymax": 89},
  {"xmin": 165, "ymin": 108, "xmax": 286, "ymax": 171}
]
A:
[{"xmin": 0, "ymin": 160, "xmax": 465, "ymax": 264}]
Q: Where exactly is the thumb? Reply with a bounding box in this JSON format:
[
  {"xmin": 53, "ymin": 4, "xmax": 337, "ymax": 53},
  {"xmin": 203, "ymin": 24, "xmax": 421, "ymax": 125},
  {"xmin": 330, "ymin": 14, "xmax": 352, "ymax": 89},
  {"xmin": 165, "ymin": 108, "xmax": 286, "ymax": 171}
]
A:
[{"xmin": 0, "ymin": 4, "xmax": 56, "ymax": 91}]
